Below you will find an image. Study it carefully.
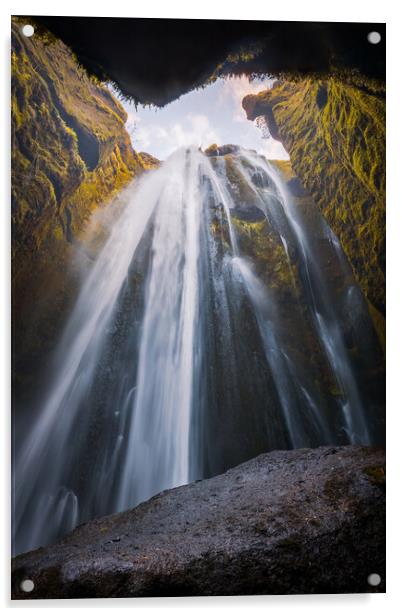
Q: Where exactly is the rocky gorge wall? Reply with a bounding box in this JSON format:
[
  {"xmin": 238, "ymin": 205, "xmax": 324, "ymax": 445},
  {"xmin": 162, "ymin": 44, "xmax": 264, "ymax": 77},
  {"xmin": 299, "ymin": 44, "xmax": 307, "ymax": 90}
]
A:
[
  {"xmin": 243, "ymin": 78, "xmax": 386, "ymax": 329},
  {"xmin": 11, "ymin": 19, "xmax": 153, "ymax": 401}
]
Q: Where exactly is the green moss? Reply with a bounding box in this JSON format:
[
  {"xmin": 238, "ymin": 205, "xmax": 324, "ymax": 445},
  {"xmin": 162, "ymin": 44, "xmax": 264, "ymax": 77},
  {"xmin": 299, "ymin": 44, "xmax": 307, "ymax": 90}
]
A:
[
  {"xmin": 224, "ymin": 155, "xmax": 258, "ymax": 206},
  {"xmin": 364, "ymin": 465, "xmax": 385, "ymax": 487},
  {"xmin": 137, "ymin": 151, "xmax": 160, "ymax": 169},
  {"xmin": 367, "ymin": 301, "xmax": 385, "ymax": 354},
  {"xmin": 269, "ymin": 159, "xmax": 294, "ymax": 182},
  {"xmin": 52, "ymin": 224, "xmax": 64, "ymax": 241},
  {"xmin": 232, "ymin": 216, "xmax": 295, "ymax": 291}
]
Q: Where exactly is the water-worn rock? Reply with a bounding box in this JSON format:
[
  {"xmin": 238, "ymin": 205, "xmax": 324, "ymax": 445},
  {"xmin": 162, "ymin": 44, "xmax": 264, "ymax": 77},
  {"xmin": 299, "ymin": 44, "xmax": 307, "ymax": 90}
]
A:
[{"xmin": 12, "ymin": 446, "xmax": 385, "ymax": 598}]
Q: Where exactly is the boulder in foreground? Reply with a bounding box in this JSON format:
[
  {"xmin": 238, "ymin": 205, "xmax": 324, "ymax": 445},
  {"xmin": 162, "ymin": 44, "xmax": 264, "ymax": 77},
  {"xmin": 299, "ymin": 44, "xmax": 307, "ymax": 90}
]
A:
[{"xmin": 12, "ymin": 446, "xmax": 385, "ymax": 598}]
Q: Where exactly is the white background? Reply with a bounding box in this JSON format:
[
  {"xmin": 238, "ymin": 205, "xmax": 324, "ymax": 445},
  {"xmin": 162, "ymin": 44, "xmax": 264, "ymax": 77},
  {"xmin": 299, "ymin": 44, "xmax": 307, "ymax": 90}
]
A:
[{"xmin": 1, "ymin": 0, "xmax": 400, "ymax": 613}]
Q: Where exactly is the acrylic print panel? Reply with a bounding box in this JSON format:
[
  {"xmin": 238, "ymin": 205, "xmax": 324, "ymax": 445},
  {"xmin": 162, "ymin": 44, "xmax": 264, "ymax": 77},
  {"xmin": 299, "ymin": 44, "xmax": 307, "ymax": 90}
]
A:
[{"xmin": 11, "ymin": 16, "xmax": 385, "ymax": 599}]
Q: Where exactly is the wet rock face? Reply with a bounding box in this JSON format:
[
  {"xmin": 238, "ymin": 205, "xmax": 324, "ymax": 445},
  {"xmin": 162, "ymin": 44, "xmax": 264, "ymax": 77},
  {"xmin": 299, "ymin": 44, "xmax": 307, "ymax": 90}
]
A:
[
  {"xmin": 12, "ymin": 446, "xmax": 385, "ymax": 598},
  {"xmin": 204, "ymin": 143, "xmax": 241, "ymax": 157}
]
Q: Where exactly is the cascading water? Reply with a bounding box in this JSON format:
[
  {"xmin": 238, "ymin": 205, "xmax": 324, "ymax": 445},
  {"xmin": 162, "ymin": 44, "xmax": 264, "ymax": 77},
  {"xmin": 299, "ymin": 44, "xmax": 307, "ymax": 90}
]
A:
[
  {"xmin": 117, "ymin": 151, "xmax": 203, "ymax": 509},
  {"xmin": 13, "ymin": 145, "xmax": 384, "ymax": 556},
  {"xmin": 232, "ymin": 151, "xmax": 376, "ymax": 444}
]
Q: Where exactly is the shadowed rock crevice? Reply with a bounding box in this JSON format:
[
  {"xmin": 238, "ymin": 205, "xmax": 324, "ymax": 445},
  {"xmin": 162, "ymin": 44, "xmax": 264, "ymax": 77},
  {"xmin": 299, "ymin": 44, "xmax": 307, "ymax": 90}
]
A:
[
  {"xmin": 12, "ymin": 446, "xmax": 385, "ymax": 598},
  {"xmin": 316, "ymin": 83, "xmax": 328, "ymax": 109}
]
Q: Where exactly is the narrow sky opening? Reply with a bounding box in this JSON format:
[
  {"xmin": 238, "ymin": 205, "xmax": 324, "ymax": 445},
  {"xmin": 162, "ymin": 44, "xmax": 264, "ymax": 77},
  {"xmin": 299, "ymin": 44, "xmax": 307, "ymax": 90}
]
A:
[{"xmin": 113, "ymin": 76, "xmax": 289, "ymax": 161}]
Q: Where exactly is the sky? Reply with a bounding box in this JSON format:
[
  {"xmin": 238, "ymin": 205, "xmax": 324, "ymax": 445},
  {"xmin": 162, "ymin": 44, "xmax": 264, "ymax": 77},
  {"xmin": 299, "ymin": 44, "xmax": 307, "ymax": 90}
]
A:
[{"xmin": 113, "ymin": 76, "xmax": 289, "ymax": 161}]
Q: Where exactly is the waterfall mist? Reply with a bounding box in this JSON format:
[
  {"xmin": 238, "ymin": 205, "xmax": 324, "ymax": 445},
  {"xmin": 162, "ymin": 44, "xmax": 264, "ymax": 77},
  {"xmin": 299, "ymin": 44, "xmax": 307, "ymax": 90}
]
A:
[{"xmin": 13, "ymin": 146, "xmax": 384, "ymax": 556}]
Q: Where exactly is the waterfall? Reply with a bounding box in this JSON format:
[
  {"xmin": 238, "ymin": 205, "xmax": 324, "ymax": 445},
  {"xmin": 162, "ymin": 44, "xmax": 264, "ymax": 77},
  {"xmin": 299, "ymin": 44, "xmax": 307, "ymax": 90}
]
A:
[
  {"xmin": 234, "ymin": 151, "xmax": 373, "ymax": 444},
  {"xmin": 13, "ymin": 146, "xmax": 383, "ymax": 556},
  {"xmin": 117, "ymin": 150, "xmax": 203, "ymax": 509}
]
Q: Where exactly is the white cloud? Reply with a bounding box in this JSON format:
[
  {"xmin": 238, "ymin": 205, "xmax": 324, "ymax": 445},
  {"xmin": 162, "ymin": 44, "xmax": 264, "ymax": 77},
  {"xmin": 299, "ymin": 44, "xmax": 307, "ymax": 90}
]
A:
[
  {"xmin": 133, "ymin": 125, "xmax": 151, "ymax": 149},
  {"xmin": 129, "ymin": 113, "xmax": 221, "ymax": 158},
  {"xmin": 126, "ymin": 109, "xmax": 140, "ymax": 124},
  {"xmin": 118, "ymin": 76, "xmax": 288, "ymax": 160},
  {"xmin": 259, "ymin": 138, "xmax": 290, "ymax": 161},
  {"xmin": 219, "ymin": 76, "xmax": 275, "ymax": 122},
  {"xmin": 169, "ymin": 114, "xmax": 221, "ymax": 149}
]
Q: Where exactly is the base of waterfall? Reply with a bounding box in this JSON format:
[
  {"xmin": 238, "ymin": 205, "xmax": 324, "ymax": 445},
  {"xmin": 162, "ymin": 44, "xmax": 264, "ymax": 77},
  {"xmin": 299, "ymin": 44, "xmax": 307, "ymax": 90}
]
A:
[{"xmin": 12, "ymin": 446, "xmax": 385, "ymax": 599}]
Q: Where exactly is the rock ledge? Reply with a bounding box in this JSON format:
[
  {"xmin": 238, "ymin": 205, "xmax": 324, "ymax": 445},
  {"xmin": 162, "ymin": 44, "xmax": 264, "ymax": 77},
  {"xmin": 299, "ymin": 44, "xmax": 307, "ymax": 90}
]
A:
[{"xmin": 12, "ymin": 446, "xmax": 385, "ymax": 598}]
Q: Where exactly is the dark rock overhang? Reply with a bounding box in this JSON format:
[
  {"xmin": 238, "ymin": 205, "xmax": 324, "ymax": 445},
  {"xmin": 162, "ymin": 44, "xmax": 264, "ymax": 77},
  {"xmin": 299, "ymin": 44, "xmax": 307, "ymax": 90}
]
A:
[{"xmin": 17, "ymin": 16, "xmax": 385, "ymax": 106}]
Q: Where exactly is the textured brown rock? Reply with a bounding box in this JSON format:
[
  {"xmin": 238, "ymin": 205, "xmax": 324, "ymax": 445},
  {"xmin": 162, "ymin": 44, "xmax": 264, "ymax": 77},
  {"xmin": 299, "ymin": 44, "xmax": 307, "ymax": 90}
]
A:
[
  {"xmin": 204, "ymin": 143, "xmax": 240, "ymax": 157},
  {"xmin": 138, "ymin": 151, "xmax": 161, "ymax": 169},
  {"xmin": 12, "ymin": 446, "xmax": 385, "ymax": 599}
]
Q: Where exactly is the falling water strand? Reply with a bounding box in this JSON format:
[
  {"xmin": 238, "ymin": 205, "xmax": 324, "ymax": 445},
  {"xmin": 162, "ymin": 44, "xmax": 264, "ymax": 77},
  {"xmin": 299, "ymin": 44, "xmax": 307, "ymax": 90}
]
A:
[{"xmin": 117, "ymin": 150, "xmax": 203, "ymax": 508}]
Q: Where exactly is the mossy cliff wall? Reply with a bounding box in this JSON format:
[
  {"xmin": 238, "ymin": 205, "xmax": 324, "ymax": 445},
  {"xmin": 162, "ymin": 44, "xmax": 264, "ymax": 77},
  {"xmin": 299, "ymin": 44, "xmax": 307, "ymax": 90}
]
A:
[
  {"xmin": 242, "ymin": 78, "xmax": 385, "ymax": 318},
  {"xmin": 11, "ymin": 20, "xmax": 149, "ymax": 400}
]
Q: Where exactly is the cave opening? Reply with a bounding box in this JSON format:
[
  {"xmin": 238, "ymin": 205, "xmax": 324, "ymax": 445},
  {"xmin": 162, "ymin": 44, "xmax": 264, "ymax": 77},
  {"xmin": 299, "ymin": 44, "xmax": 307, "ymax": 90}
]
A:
[{"xmin": 112, "ymin": 76, "xmax": 289, "ymax": 162}]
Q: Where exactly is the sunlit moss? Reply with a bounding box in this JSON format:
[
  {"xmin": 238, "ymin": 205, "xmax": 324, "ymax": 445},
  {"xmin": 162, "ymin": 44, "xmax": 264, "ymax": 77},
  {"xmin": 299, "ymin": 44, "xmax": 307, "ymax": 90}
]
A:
[{"xmin": 224, "ymin": 155, "xmax": 258, "ymax": 206}]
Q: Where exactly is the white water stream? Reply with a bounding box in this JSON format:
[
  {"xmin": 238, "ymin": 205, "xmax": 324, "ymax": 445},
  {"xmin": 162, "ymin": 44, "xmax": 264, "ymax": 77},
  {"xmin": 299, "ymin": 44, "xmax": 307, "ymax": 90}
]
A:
[{"xmin": 13, "ymin": 146, "xmax": 382, "ymax": 555}]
